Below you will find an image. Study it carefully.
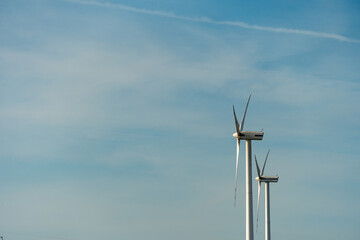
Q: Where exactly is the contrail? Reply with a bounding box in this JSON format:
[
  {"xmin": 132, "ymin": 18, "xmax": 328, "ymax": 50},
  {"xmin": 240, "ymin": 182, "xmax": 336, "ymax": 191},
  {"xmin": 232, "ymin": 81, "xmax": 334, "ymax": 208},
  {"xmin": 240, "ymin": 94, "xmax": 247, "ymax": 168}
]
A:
[{"xmin": 67, "ymin": 0, "xmax": 360, "ymax": 43}]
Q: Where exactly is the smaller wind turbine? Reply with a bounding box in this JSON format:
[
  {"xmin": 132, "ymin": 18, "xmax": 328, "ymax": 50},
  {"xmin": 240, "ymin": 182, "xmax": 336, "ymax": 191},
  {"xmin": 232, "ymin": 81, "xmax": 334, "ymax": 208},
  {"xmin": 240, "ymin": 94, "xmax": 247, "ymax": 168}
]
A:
[{"xmin": 255, "ymin": 150, "xmax": 279, "ymax": 240}]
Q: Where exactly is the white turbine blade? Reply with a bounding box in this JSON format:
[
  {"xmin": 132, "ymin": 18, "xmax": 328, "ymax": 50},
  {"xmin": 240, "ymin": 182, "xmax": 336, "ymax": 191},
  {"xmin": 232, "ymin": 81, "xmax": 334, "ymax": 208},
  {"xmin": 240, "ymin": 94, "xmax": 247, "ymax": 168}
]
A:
[
  {"xmin": 234, "ymin": 139, "xmax": 240, "ymax": 207},
  {"xmin": 256, "ymin": 181, "xmax": 261, "ymax": 232},
  {"xmin": 261, "ymin": 149, "xmax": 270, "ymax": 175},
  {"xmin": 233, "ymin": 105, "xmax": 240, "ymax": 134},
  {"xmin": 239, "ymin": 94, "xmax": 251, "ymax": 131},
  {"xmin": 255, "ymin": 155, "xmax": 261, "ymax": 178}
]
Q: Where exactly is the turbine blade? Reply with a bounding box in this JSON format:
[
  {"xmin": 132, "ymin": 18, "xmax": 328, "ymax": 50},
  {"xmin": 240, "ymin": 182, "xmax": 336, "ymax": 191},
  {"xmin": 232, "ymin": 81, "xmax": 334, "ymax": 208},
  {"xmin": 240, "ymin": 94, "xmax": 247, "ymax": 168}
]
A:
[
  {"xmin": 255, "ymin": 155, "xmax": 261, "ymax": 178},
  {"xmin": 239, "ymin": 94, "xmax": 251, "ymax": 131},
  {"xmin": 233, "ymin": 105, "xmax": 240, "ymax": 134},
  {"xmin": 261, "ymin": 149, "xmax": 270, "ymax": 175},
  {"xmin": 256, "ymin": 181, "xmax": 261, "ymax": 232},
  {"xmin": 234, "ymin": 139, "xmax": 240, "ymax": 207}
]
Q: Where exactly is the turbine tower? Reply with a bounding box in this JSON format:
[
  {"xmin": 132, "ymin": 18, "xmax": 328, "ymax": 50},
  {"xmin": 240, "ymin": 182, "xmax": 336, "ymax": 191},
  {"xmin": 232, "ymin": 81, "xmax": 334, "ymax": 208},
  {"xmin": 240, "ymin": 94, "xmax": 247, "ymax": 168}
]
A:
[
  {"xmin": 233, "ymin": 95, "xmax": 264, "ymax": 240},
  {"xmin": 255, "ymin": 150, "xmax": 279, "ymax": 240}
]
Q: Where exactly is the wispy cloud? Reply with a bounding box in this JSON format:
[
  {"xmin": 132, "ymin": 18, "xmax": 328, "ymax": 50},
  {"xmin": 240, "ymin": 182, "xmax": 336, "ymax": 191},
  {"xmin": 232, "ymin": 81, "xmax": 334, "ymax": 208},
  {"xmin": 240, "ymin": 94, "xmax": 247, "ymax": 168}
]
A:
[{"xmin": 67, "ymin": 0, "xmax": 360, "ymax": 43}]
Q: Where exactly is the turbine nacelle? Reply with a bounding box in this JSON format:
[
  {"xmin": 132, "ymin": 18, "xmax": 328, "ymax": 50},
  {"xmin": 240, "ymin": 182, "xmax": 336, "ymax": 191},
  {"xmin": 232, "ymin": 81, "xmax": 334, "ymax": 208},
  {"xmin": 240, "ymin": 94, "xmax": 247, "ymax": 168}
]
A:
[
  {"xmin": 233, "ymin": 131, "xmax": 264, "ymax": 140},
  {"xmin": 255, "ymin": 175, "xmax": 279, "ymax": 183}
]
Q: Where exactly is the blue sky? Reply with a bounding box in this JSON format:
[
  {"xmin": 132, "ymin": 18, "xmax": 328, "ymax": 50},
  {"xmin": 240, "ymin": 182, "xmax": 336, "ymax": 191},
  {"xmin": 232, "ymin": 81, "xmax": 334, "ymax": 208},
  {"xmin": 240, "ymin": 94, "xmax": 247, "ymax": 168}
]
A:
[{"xmin": 0, "ymin": 0, "xmax": 360, "ymax": 239}]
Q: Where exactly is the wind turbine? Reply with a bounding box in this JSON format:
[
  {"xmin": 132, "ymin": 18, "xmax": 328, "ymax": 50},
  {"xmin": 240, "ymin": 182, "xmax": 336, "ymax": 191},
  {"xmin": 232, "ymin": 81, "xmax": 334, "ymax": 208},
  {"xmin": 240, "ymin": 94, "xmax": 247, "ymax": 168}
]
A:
[
  {"xmin": 233, "ymin": 95, "xmax": 264, "ymax": 240},
  {"xmin": 255, "ymin": 150, "xmax": 279, "ymax": 240}
]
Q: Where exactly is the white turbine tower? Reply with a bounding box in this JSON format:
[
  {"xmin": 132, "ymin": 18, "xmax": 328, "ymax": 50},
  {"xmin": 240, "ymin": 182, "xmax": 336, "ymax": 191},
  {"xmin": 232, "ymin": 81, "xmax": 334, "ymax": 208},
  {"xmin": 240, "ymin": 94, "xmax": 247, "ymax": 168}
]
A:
[
  {"xmin": 233, "ymin": 95, "xmax": 264, "ymax": 240},
  {"xmin": 255, "ymin": 150, "xmax": 279, "ymax": 240}
]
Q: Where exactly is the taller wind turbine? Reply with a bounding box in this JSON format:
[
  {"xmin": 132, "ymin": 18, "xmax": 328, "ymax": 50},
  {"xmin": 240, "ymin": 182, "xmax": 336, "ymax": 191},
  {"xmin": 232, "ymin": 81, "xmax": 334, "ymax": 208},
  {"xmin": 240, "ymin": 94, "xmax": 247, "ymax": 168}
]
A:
[
  {"xmin": 233, "ymin": 95, "xmax": 264, "ymax": 240},
  {"xmin": 255, "ymin": 150, "xmax": 279, "ymax": 240}
]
